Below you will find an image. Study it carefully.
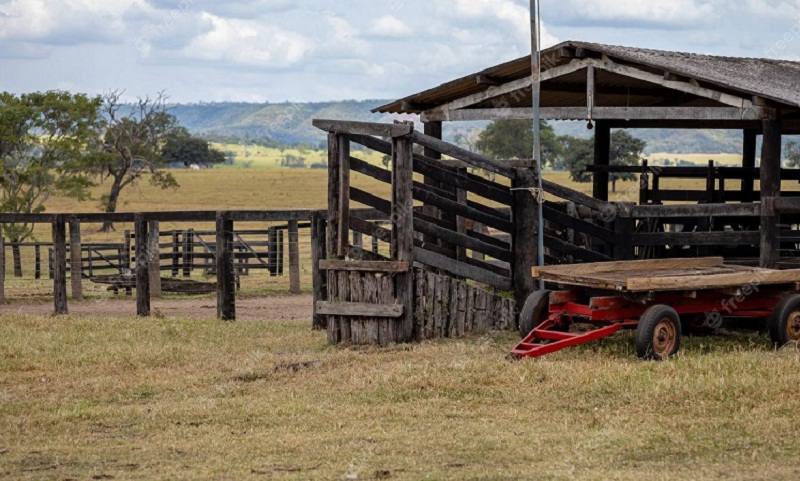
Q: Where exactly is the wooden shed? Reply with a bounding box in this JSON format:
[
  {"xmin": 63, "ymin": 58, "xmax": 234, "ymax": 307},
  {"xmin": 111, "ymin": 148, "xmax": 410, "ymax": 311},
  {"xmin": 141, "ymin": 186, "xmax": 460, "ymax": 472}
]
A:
[{"xmin": 313, "ymin": 41, "xmax": 800, "ymax": 345}]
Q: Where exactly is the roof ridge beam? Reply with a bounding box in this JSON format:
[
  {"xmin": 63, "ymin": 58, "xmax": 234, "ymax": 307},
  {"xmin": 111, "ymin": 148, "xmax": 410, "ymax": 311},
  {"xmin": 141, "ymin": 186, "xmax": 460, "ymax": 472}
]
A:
[{"xmin": 591, "ymin": 58, "xmax": 754, "ymax": 109}]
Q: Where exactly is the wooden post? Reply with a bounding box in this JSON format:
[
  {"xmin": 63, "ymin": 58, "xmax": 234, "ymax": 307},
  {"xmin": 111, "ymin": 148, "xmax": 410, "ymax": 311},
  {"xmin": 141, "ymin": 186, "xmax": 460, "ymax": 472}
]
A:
[
  {"xmin": 216, "ymin": 211, "xmax": 235, "ymax": 321},
  {"xmin": 278, "ymin": 229, "xmax": 284, "ymax": 275},
  {"xmin": 512, "ymin": 168, "xmax": 538, "ymax": 321},
  {"xmin": 338, "ymin": 135, "xmax": 351, "ymax": 257},
  {"xmin": 123, "ymin": 229, "xmax": 132, "ymax": 272},
  {"xmin": 760, "ymin": 119, "xmax": 782, "ymax": 269},
  {"xmin": 327, "ymin": 132, "xmax": 342, "ymax": 258},
  {"xmin": 34, "ymin": 244, "xmax": 41, "ymax": 280},
  {"xmin": 393, "ymin": 133, "xmax": 415, "ymax": 342},
  {"xmin": 134, "ymin": 214, "xmax": 150, "ymax": 317},
  {"xmin": 288, "ymin": 220, "xmax": 301, "ymax": 294},
  {"xmin": 311, "ymin": 213, "xmax": 327, "ymax": 330},
  {"xmin": 171, "ymin": 231, "xmax": 180, "ymax": 277},
  {"xmin": 742, "ymin": 128, "xmax": 758, "ymax": 202},
  {"xmin": 184, "ymin": 229, "xmax": 194, "ymax": 277},
  {"xmin": 0, "ymin": 235, "xmax": 5, "ymax": 304},
  {"xmin": 268, "ymin": 227, "xmax": 278, "ymax": 277},
  {"xmin": 148, "ymin": 220, "xmax": 161, "ymax": 299},
  {"xmin": 48, "ymin": 248, "xmax": 53, "ymax": 280},
  {"xmin": 52, "ymin": 215, "xmax": 68, "ymax": 315},
  {"xmin": 614, "ymin": 204, "xmax": 636, "ymax": 261},
  {"xmin": 456, "ymin": 167, "xmax": 468, "ymax": 262},
  {"xmin": 69, "ymin": 218, "xmax": 83, "ymax": 301},
  {"xmin": 422, "ymin": 121, "xmax": 443, "ymax": 246},
  {"xmin": 593, "ymin": 121, "xmax": 611, "ymax": 202}
]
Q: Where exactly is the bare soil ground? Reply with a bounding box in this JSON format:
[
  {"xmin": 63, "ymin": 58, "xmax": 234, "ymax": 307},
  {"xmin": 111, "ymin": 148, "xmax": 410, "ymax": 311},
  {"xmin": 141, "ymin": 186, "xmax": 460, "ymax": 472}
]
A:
[{"xmin": 0, "ymin": 294, "xmax": 313, "ymax": 322}]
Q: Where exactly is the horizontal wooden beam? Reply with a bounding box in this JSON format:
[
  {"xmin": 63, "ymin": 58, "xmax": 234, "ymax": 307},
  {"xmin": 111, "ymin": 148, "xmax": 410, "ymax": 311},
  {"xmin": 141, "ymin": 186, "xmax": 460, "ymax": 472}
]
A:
[
  {"xmin": 410, "ymin": 131, "xmax": 514, "ymax": 177},
  {"xmin": 632, "ymin": 231, "xmax": 760, "ymax": 246},
  {"xmin": 413, "ymin": 247, "xmax": 512, "ymax": 291},
  {"xmin": 631, "ymin": 203, "xmax": 761, "ymax": 219},
  {"xmin": 312, "ymin": 119, "xmax": 413, "ymax": 138},
  {"xmin": 319, "ymin": 260, "xmax": 409, "ymax": 273},
  {"xmin": 422, "ymin": 106, "xmax": 775, "ymax": 122},
  {"xmin": 316, "ymin": 301, "xmax": 404, "ymax": 318},
  {"xmin": 772, "ymin": 196, "xmax": 800, "ymax": 214}
]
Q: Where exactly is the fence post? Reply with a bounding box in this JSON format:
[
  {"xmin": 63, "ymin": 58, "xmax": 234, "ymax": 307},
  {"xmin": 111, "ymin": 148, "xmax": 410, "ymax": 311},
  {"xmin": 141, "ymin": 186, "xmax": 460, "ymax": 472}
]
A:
[
  {"xmin": 148, "ymin": 220, "xmax": 161, "ymax": 299},
  {"xmin": 0, "ymin": 235, "xmax": 5, "ymax": 304},
  {"xmin": 216, "ymin": 211, "xmax": 235, "ymax": 321},
  {"xmin": 52, "ymin": 215, "xmax": 68, "ymax": 315},
  {"xmin": 34, "ymin": 244, "xmax": 41, "ymax": 279},
  {"xmin": 268, "ymin": 228, "xmax": 278, "ymax": 276},
  {"xmin": 512, "ymin": 168, "xmax": 538, "ymax": 325},
  {"xmin": 311, "ymin": 213, "xmax": 327, "ymax": 330},
  {"xmin": 614, "ymin": 203, "xmax": 636, "ymax": 261},
  {"xmin": 278, "ymin": 229, "xmax": 285, "ymax": 275},
  {"xmin": 48, "ymin": 248, "xmax": 54, "ymax": 280},
  {"xmin": 184, "ymin": 229, "xmax": 194, "ymax": 277},
  {"xmin": 123, "ymin": 230, "xmax": 132, "ymax": 271},
  {"xmin": 134, "ymin": 214, "xmax": 150, "ymax": 317},
  {"xmin": 288, "ymin": 220, "xmax": 301, "ymax": 294},
  {"xmin": 171, "ymin": 231, "xmax": 180, "ymax": 277},
  {"xmin": 392, "ymin": 133, "xmax": 415, "ymax": 342},
  {"xmin": 69, "ymin": 217, "xmax": 83, "ymax": 301}
]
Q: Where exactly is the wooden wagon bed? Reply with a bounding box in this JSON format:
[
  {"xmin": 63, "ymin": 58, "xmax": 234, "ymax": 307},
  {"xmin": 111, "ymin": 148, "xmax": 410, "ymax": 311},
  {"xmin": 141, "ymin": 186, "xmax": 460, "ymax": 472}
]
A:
[{"xmin": 532, "ymin": 257, "xmax": 800, "ymax": 292}]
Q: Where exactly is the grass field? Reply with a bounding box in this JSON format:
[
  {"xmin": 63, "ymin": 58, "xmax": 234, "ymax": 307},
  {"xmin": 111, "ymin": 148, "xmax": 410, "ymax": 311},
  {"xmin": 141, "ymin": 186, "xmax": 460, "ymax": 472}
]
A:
[
  {"xmin": 2, "ymin": 313, "xmax": 800, "ymax": 480},
  {"xmin": 3, "ymin": 161, "xmax": 800, "ymax": 480}
]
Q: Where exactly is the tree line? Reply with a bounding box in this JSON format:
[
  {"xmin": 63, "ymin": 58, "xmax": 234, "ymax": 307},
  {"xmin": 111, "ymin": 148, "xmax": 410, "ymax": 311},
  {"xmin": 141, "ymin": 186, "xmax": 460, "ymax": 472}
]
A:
[{"xmin": 0, "ymin": 90, "xmax": 226, "ymax": 275}]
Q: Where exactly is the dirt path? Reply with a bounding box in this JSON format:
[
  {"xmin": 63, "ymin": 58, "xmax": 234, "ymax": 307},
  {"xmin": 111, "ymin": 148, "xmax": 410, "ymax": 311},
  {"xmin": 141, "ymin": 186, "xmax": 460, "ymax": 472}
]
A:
[{"xmin": 0, "ymin": 294, "xmax": 314, "ymax": 322}]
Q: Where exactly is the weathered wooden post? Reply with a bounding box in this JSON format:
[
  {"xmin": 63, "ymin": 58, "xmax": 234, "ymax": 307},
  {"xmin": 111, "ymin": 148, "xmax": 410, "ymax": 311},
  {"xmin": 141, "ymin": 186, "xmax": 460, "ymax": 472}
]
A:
[
  {"xmin": 216, "ymin": 211, "xmax": 235, "ymax": 321},
  {"xmin": 593, "ymin": 121, "xmax": 611, "ymax": 202},
  {"xmin": 69, "ymin": 217, "xmax": 83, "ymax": 301},
  {"xmin": 0, "ymin": 235, "xmax": 5, "ymax": 304},
  {"xmin": 267, "ymin": 228, "xmax": 278, "ymax": 276},
  {"xmin": 278, "ymin": 229, "xmax": 285, "ymax": 275},
  {"xmin": 288, "ymin": 220, "xmax": 301, "ymax": 294},
  {"xmin": 134, "ymin": 214, "xmax": 150, "ymax": 317},
  {"xmin": 311, "ymin": 212, "xmax": 327, "ymax": 330},
  {"xmin": 512, "ymin": 168, "xmax": 538, "ymax": 324},
  {"xmin": 52, "ymin": 215, "xmax": 68, "ymax": 315},
  {"xmin": 183, "ymin": 229, "xmax": 194, "ymax": 277},
  {"xmin": 123, "ymin": 229, "xmax": 132, "ymax": 270},
  {"xmin": 171, "ymin": 231, "xmax": 180, "ymax": 277},
  {"xmin": 148, "ymin": 220, "xmax": 161, "ymax": 299},
  {"xmin": 741, "ymin": 129, "xmax": 758, "ymax": 201},
  {"xmin": 760, "ymin": 118, "xmax": 782, "ymax": 269},
  {"xmin": 392, "ymin": 132, "xmax": 415, "ymax": 342},
  {"xmin": 48, "ymin": 248, "xmax": 54, "ymax": 280},
  {"xmin": 34, "ymin": 244, "xmax": 41, "ymax": 279},
  {"xmin": 614, "ymin": 203, "xmax": 636, "ymax": 261}
]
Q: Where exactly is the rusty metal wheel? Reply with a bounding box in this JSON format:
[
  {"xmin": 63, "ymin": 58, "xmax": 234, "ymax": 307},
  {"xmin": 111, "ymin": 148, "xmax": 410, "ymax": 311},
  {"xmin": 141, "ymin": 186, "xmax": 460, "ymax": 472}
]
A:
[
  {"xmin": 769, "ymin": 293, "xmax": 800, "ymax": 348},
  {"xmin": 636, "ymin": 305, "xmax": 682, "ymax": 360}
]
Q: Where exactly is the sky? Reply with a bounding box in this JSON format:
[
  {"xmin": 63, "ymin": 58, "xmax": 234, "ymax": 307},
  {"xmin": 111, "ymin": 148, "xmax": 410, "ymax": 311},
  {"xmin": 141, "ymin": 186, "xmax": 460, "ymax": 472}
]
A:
[{"xmin": 1, "ymin": 0, "xmax": 800, "ymax": 104}]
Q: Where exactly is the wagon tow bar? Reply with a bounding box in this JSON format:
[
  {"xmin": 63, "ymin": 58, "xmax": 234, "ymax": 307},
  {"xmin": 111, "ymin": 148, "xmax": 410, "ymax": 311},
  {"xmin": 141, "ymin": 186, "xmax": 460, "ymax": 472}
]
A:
[{"xmin": 511, "ymin": 314, "xmax": 622, "ymax": 359}]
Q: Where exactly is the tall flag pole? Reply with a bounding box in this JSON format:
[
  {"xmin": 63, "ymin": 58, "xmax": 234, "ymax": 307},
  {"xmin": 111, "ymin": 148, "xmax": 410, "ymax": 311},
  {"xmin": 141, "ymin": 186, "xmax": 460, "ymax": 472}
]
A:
[{"xmin": 529, "ymin": 0, "xmax": 545, "ymax": 284}]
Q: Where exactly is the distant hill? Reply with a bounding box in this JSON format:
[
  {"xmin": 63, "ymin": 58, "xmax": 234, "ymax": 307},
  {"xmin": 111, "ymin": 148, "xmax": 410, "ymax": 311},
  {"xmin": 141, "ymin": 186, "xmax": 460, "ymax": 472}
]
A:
[{"xmin": 169, "ymin": 100, "xmax": 751, "ymax": 155}]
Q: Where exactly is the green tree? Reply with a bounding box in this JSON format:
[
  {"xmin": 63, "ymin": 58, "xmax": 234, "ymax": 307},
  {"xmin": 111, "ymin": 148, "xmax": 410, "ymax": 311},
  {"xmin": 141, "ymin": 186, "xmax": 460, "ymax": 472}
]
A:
[
  {"xmin": 93, "ymin": 91, "xmax": 181, "ymax": 231},
  {"xmin": 785, "ymin": 140, "xmax": 800, "ymax": 168},
  {"xmin": 564, "ymin": 130, "xmax": 646, "ymax": 193},
  {"xmin": 160, "ymin": 129, "xmax": 226, "ymax": 167},
  {"xmin": 0, "ymin": 91, "xmax": 100, "ymax": 276},
  {"xmin": 475, "ymin": 120, "xmax": 563, "ymax": 167}
]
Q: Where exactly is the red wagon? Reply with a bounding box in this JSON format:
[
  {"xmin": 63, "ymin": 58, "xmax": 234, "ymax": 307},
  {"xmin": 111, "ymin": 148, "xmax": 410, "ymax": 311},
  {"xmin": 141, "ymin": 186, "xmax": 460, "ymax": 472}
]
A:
[{"xmin": 512, "ymin": 258, "xmax": 800, "ymax": 360}]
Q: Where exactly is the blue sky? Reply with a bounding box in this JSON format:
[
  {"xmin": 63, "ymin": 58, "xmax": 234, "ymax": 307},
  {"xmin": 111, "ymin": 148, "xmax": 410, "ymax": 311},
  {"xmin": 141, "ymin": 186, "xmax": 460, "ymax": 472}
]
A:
[{"xmin": 1, "ymin": 0, "xmax": 799, "ymax": 103}]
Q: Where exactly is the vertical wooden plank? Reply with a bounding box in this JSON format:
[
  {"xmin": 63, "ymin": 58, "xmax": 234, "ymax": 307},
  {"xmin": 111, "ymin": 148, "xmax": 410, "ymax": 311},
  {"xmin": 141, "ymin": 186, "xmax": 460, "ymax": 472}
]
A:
[
  {"xmin": 311, "ymin": 213, "xmax": 327, "ymax": 330},
  {"xmin": 216, "ymin": 212, "xmax": 236, "ymax": 321},
  {"xmin": 337, "ymin": 134, "xmax": 351, "ymax": 257},
  {"xmin": 134, "ymin": 214, "xmax": 150, "ymax": 317},
  {"xmin": 148, "ymin": 220, "xmax": 162, "ymax": 299},
  {"xmin": 278, "ymin": 229, "xmax": 285, "ymax": 275},
  {"xmin": 288, "ymin": 220, "xmax": 301, "ymax": 294},
  {"xmin": 512, "ymin": 168, "xmax": 537, "ymax": 320},
  {"xmin": 614, "ymin": 204, "xmax": 636, "ymax": 261},
  {"xmin": 34, "ymin": 244, "xmax": 41, "ymax": 280},
  {"xmin": 465, "ymin": 286, "xmax": 475, "ymax": 333},
  {"xmin": 327, "ymin": 132, "xmax": 341, "ymax": 258},
  {"xmin": 0, "ymin": 235, "xmax": 5, "ymax": 304},
  {"xmin": 123, "ymin": 229, "xmax": 132, "ymax": 273},
  {"xmin": 267, "ymin": 227, "xmax": 278, "ymax": 277},
  {"xmin": 422, "ymin": 121, "xmax": 443, "ymax": 246},
  {"xmin": 456, "ymin": 167, "xmax": 468, "ymax": 262},
  {"xmin": 593, "ymin": 121, "xmax": 611, "ymax": 202},
  {"xmin": 69, "ymin": 217, "xmax": 83, "ymax": 301},
  {"xmin": 392, "ymin": 132, "xmax": 415, "ymax": 342},
  {"xmin": 326, "ymin": 269, "xmax": 340, "ymax": 344},
  {"xmin": 181, "ymin": 229, "xmax": 190, "ymax": 277},
  {"xmin": 52, "ymin": 215, "xmax": 68, "ymax": 315},
  {"xmin": 741, "ymin": 128, "xmax": 758, "ymax": 201},
  {"xmin": 456, "ymin": 282, "xmax": 467, "ymax": 337},
  {"xmin": 349, "ymin": 271, "xmax": 363, "ymax": 344},
  {"xmin": 760, "ymin": 119, "xmax": 782, "ymax": 269},
  {"xmin": 186, "ymin": 229, "xmax": 195, "ymax": 277},
  {"xmin": 48, "ymin": 248, "xmax": 53, "ymax": 280},
  {"xmin": 425, "ymin": 270, "xmax": 436, "ymax": 339},
  {"xmin": 171, "ymin": 231, "xmax": 180, "ymax": 277},
  {"xmin": 432, "ymin": 273, "xmax": 442, "ymax": 339},
  {"xmin": 471, "ymin": 222, "xmax": 486, "ymax": 261},
  {"xmin": 413, "ymin": 269, "xmax": 425, "ymax": 342},
  {"xmin": 338, "ymin": 272, "xmax": 351, "ymax": 343},
  {"xmin": 440, "ymin": 275, "xmax": 451, "ymax": 338},
  {"xmin": 448, "ymin": 278, "xmax": 459, "ymax": 337}
]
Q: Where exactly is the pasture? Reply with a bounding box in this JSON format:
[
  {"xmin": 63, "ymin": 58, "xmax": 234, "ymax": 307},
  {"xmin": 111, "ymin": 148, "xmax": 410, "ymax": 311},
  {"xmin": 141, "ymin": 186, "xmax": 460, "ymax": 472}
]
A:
[{"xmin": 2, "ymin": 165, "xmax": 800, "ymax": 480}]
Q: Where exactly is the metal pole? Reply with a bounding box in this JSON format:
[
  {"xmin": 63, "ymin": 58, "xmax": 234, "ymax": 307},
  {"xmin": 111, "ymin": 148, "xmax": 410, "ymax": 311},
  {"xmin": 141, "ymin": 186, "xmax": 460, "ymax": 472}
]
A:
[{"xmin": 530, "ymin": 0, "xmax": 545, "ymax": 288}]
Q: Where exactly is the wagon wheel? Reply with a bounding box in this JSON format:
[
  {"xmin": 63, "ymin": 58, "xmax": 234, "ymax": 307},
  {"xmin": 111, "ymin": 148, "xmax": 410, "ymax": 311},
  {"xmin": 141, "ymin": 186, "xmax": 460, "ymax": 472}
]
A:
[
  {"xmin": 636, "ymin": 304, "xmax": 682, "ymax": 360},
  {"xmin": 518, "ymin": 290, "xmax": 551, "ymax": 338},
  {"xmin": 769, "ymin": 293, "xmax": 800, "ymax": 348}
]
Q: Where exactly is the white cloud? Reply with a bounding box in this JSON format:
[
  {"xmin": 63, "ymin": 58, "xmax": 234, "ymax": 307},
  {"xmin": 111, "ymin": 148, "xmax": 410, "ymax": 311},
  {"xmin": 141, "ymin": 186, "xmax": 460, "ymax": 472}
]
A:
[
  {"xmin": 368, "ymin": 15, "xmax": 413, "ymax": 38},
  {"xmin": 179, "ymin": 12, "xmax": 313, "ymax": 68},
  {"xmin": 551, "ymin": 0, "xmax": 715, "ymax": 28},
  {"xmin": 447, "ymin": 0, "xmax": 558, "ymax": 47}
]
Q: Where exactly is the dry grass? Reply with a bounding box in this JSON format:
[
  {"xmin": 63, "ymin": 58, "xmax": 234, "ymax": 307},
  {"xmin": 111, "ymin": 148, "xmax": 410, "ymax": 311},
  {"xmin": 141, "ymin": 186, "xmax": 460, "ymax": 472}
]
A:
[{"xmin": 1, "ymin": 314, "xmax": 800, "ymax": 480}]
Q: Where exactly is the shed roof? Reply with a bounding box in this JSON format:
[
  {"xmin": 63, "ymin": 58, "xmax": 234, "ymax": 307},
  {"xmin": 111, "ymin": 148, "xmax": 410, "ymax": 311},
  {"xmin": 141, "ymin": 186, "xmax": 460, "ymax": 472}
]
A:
[{"xmin": 375, "ymin": 41, "xmax": 800, "ymax": 115}]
